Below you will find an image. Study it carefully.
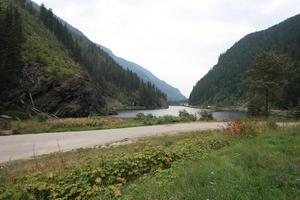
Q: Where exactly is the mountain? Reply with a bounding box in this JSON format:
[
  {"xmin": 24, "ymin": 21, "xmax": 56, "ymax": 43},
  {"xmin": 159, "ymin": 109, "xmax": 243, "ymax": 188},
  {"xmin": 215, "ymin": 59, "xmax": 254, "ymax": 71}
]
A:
[
  {"xmin": 97, "ymin": 45, "xmax": 186, "ymax": 102},
  {"xmin": 189, "ymin": 14, "xmax": 300, "ymax": 107},
  {"xmin": 23, "ymin": 0, "xmax": 185, "ymax": 102},
  {"xmin": 0, "ymin": 0, "xmax": 167, "ymax": 118}
]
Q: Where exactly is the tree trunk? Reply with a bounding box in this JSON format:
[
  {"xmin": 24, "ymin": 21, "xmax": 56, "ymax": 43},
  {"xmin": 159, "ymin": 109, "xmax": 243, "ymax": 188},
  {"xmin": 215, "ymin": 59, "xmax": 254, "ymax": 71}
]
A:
[{"xmin": 265, "ymin": 88, "xmax": 269, "ymax": 116}]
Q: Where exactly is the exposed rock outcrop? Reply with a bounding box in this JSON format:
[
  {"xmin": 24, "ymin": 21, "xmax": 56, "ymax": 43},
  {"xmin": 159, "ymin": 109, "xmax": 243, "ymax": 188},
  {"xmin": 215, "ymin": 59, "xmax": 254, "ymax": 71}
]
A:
[{"xmin": 5, "ymin": 61, "xmax": 106, "ymax": 117}]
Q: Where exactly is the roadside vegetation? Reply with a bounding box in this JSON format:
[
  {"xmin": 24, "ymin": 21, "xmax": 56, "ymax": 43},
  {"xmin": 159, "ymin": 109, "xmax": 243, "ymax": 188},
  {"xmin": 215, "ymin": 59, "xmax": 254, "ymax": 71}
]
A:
[
  {"xmin": 10, "ymin": 110, "xmax": 205, "ymax": 135},
  {"xmin": 0, "ymin": 120, "xmax": 299, "ymax": 199}
]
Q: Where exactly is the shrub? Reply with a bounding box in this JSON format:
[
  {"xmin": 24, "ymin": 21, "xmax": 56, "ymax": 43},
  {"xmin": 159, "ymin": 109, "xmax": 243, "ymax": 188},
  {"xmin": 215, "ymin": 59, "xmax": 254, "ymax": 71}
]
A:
[
  {"xmin": 224, "ymin": 119, "xmax": 258, "ymax": 137},
  {"xmin": 135, "ymin": 113, "xmax": 146, "ymax": 120},
  {"xmin": 157, "ymin": 116, "xmax": 179, "ymax": 124},
  {"xmin": 200, "ymin": 111, "xmax": 214, "ymax": 121},
  {"xmin": 146, "ymin": 114, "xmax": 155, "ymax": 120},
  {"xmin": 179, "ymin": 110, "xmax": 197, "ymax": 121}
]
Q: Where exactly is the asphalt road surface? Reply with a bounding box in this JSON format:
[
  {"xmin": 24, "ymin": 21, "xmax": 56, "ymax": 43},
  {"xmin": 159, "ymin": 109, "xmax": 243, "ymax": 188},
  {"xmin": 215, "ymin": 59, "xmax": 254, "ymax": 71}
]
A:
[{"xmin": 0, "ymin": 122, "xmax": 228, "ymax": 163}]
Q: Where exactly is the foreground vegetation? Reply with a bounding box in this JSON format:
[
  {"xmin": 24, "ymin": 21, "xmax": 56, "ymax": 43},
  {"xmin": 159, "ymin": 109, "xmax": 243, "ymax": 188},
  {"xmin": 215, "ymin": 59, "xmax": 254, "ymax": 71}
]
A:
[{"xmin": 0, "ymin": 120, "xmax": 299, "ymax": 199}]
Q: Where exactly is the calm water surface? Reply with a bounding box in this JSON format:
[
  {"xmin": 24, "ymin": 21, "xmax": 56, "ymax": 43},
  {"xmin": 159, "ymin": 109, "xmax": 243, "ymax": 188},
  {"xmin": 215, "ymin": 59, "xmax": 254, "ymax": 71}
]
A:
[{"xmin": 115, "ymin": 106, "xmax": 246, "ymax": 121}]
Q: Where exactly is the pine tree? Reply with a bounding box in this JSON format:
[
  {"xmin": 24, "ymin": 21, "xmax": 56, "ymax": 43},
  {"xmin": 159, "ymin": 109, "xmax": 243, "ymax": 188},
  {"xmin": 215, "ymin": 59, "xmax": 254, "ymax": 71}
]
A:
[{"xmin": 250, "ymin": 52, "xmax": 292, "ymax": 115}]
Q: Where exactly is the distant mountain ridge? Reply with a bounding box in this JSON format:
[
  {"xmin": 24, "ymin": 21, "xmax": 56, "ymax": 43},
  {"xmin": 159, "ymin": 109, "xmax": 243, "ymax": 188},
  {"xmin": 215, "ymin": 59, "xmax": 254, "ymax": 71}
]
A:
[{"xmin": 98, "ymin": 45, "xmax": 186, "ymax": 102}]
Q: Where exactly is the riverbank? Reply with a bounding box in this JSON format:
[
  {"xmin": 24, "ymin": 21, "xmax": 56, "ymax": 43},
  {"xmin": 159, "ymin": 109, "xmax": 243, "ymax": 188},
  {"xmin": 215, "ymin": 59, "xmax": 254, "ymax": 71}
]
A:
[{"xmin": 187, "ymin": 104, "xmax": 247, "ymax": 112}]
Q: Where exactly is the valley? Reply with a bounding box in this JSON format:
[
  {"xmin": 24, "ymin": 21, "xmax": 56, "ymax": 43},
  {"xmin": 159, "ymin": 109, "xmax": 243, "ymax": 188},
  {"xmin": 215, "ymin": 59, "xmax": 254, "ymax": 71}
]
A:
[{"xmin": 0, "ymin": 0, "xmax": 299, "ymax": 199}]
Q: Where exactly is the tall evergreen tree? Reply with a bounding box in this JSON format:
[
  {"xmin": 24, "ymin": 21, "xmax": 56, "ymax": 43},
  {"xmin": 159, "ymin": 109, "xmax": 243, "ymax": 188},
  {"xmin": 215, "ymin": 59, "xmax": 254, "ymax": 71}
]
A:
[
  {"xmin": 0, "ymin": 4, "xmax": 23, "ymax": 92},
  {"xmin": 250, "ymin": 52, "xmax": 292, "ymax": 115}
]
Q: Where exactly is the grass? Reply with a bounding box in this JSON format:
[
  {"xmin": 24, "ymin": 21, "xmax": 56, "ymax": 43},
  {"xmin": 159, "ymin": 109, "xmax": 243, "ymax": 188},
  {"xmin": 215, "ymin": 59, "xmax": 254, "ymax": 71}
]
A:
[
  {"xmin": 0, "ymin": 122, "xmax": 299, "ymax": 199},
  {"xmin": 10, "ymin": 114, "xmax": 199, "ymax": 135},
  {"xmin": 11, "ymin": 117, "xmax": 143, "ymax": 134},
  {"xmin": 123, "ymin": 126, "xmax": 300, "ymax": 200}
]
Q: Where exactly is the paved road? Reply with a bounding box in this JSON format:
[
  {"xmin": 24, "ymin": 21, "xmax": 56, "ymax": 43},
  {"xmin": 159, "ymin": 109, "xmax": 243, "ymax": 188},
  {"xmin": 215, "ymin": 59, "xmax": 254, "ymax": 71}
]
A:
[{"xmin": 0, "ymin": 122, "xmax": 226, "ymax": 163}]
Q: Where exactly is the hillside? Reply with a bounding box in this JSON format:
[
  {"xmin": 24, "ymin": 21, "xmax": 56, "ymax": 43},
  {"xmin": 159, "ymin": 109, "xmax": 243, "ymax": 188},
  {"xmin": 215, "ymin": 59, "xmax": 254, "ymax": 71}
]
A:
[
  {"xmin": 46, "ymin": 14, "xmax": 186, "ymax": 102},
  {"xmin": 0, "ymin": 0, "xmax": 167, "ymax": 118},
  {"xmin": 98, "ymin": 45, "xmax": 186, "ymax": 102},
  {"xmin": 189, "ymin": 14, "xmax": 300, "ymax": 107}
]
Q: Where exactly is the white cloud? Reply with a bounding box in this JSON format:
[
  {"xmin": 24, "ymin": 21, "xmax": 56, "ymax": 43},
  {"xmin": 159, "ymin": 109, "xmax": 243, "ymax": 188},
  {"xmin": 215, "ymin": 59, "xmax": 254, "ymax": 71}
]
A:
[{"xmin": 32, "ymin": 0, "xmax": 300, "ymax": 97}]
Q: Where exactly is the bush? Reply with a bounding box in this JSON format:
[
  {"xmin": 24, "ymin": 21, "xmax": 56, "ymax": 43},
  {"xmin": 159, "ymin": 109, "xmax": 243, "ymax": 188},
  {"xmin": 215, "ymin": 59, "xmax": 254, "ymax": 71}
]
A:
[
  {"xmin": 135, "ymin": 113, "xmax": 146, "ymax": 120},
  {"xmin": 179, "ymin": 110, "xmax": 196, "ymax": 121},
  {"xmin": 200, "ymin": 111, "xmax": 214, "ymax": 121},
  {"xmin": 224, "ymin": 119, "xmax": 259, "ymax": 137},
  {"xmin": 157, "ymin": 116, "xmax": 180, "ymax": 124}
]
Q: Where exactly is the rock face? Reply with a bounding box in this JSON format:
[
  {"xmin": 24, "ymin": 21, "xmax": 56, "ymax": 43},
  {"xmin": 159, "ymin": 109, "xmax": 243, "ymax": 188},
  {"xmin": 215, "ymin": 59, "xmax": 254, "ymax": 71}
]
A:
[{"xmin": 6, "ymin": 62, "xmax": 106, "ymax": 117}]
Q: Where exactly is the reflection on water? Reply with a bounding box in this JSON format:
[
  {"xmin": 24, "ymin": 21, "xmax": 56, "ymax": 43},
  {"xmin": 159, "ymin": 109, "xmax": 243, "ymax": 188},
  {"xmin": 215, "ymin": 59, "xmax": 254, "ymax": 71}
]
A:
[{"xmin": 114, "ymin": 106, "xmax": 246, "ymax": 121}]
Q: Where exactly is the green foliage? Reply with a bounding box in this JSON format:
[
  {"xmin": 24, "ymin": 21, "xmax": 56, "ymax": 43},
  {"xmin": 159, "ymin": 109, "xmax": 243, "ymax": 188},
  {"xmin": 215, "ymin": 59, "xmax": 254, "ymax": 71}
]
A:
[
  {"xmin": 199, "ymin": 110, "xmax": 214, "ymax": 121},
  {"xmin": 135, "ymin": 113, "xmax": 146, "ymax": 120},
  {"xmin": 1, "ymin": 0, "xmax": 167, "ymax": 114},
  {"xmin": 247, "ymin": 95, "xmax": 265, "ymax": 116},
  {"xmin": 0, "ymin": 1, "xmax": 24, "ymax": 93},
  {"xmin": 36, "ymin": 3, "xmax": 167, "ymax": 109},
  {"xmin": 1, "ymin": 132, "xmax": 231, "ymax": 199},
  {"xmin": 189, "ymin": 15, "xmax": 300, "ymax": 108},
  {"xmin": 135, "ymin": 112, "xmax": 196, "ymax": 126},
  {"xmin": 123, "ymin": 127, "xmax": 300, "ymax": 200},
  {"xmin": 178, "ymin": 110, "xmax": 197, "ymax": 121},
  {"xmin": 250, "ymin": 52, "xmax": 292, "ymax": 115}
]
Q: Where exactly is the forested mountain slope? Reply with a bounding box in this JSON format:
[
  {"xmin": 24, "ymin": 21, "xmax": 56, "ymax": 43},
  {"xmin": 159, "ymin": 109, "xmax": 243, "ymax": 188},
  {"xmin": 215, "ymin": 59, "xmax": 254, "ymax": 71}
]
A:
[
  {"xmin": 98, "ymin": 45, "xmax": 186, "ymax": 102},
  {"xmin": 189, "ymin": 14, "xmax": 300, "ymax": 107},
  {"xmin": 38, "ymin": 6, "xmax": 186, "ymax": 102},
  {"xmin": 0, "ymin": 0, "xmax": 167, "ymax": 118}
]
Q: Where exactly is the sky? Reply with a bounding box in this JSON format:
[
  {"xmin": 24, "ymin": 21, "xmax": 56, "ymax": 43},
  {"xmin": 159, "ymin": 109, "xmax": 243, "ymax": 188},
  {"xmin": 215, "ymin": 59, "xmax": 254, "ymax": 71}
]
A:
[{"xmin": 32, "ymin": 0, "xmax": 300, "ymax": 97}]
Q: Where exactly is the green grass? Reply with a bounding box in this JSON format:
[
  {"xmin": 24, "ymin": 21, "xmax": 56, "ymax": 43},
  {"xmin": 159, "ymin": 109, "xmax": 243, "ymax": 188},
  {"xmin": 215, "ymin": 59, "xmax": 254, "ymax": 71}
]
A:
[{"xmin": 123, "ymin": 126, "xmax": 300, "ymax": 200}]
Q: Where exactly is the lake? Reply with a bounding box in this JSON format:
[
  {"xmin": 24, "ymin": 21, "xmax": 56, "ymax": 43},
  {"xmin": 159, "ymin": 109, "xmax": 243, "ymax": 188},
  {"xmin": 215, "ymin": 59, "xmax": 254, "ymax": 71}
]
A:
[{"xmin": 115, "ymin": 106, "xmax": 246, "ymax": 121}]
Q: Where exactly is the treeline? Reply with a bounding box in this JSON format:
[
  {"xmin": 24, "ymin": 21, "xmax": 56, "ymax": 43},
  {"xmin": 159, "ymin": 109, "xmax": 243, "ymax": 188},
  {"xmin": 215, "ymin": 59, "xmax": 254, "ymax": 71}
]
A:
[
  {"xmin": 189, "ymin": 14, "xmax": 300, "ymax": 110},
  {"xmin": 0, "ymin": 2, "xmax": 23, "ymax": 92},
  {"xmin": 18, "ymin": 1, "xmax": 167, "ymax": 108}
]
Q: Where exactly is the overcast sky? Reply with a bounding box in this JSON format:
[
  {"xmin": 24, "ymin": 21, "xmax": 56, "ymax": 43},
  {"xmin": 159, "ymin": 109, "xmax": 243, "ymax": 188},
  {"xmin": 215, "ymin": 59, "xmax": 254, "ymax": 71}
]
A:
[{"xmin": 32, "ymin": 0, "xmax": 300, "ymax": 97}]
